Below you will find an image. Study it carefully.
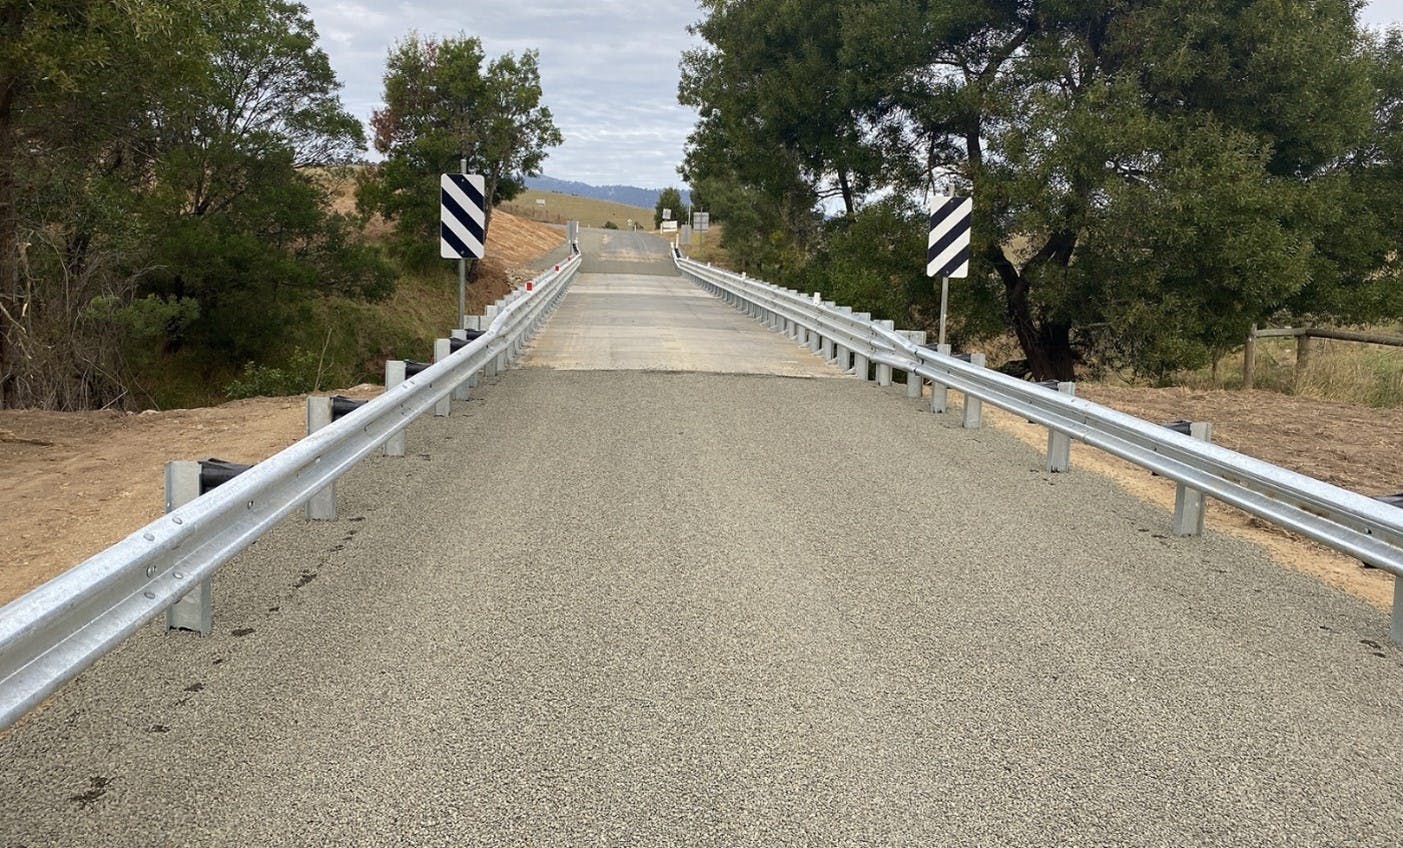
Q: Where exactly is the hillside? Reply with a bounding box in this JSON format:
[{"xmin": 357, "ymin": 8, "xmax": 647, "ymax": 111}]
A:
[
  {"xmin": 502, "ymin": 189, "xmax": 655, "ymax": 229},
  {"xmin": 525, "ymin": 175, "xmax": 691, "ymax": 209}
]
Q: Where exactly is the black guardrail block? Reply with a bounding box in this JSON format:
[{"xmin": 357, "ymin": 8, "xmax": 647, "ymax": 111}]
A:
[
  {"xmin": 1161, "ymin": 419, "xmax": 1193, "ymax": 436},
  {"xmin": 330, "ymin": 396, "xmax": 367, "ymax": 421},
  {"xmin": 198, "ymin": 458, "xmax": 252, "ymax": 495},
  {"xmin": 404, "ymin": 360, "xmax": 431, "ymax": 378}
]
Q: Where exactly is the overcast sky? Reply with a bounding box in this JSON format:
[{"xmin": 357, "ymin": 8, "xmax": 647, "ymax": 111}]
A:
[{"xmin": 302, "ymin": 0, "xmax": 1403, "ymax": 191}]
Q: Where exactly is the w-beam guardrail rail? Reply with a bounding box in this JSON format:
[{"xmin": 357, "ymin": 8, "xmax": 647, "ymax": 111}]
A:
[
  {"xmin": 0, "ymin": 253, "xmax": 582, "ymax": 731},
  {"xmin": 673, "ymin": 250, "xmax": 1403, "ymax": 643}
]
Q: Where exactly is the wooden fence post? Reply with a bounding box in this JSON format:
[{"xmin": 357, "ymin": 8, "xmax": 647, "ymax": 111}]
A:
[{"xmin": 1243, "ymin": 325, "xmax": 1257, "ymax": 389}]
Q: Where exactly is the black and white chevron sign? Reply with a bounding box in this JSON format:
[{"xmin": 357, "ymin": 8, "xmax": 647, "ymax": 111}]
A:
[
  {"xmin": 927, "ymin": 195, "xmax": 971, "ymax": 278},
  {"xmin": 440, "ymin": 173, "xmax": 486, "ymax": 260}
]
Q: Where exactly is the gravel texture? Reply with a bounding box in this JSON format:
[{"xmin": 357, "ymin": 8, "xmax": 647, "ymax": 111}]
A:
[{"xmin": 2, "ymin": 369, "xmax": 1402, "ymax": 846}]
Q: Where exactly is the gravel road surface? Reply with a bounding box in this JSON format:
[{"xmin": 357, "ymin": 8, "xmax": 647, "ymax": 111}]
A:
[{"xmin": 2, "ymin": 229, "xmax": 1401, "ymax": 846}]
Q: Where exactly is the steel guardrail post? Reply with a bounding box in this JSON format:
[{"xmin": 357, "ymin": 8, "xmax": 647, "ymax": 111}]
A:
[
  {"xmin": 1046, "ymin": 382, "xmax": 1076, "ymax": 473},
  {"xmin": 434, "ymin": 338, "xmax": 453, "ymax": 417},
  {"xmin": 902, "ymin": 332, "xmax": 928, "ymax": 398},
  {"xmin": 875, "ymin": 321, "xmax": 896, "ymax": 386},
  {"xmin": 306, "ymin": 396, "xmax": 336, "ymax": 520},
  {"xmin": 450, "ymin": 329, "xmax": 475, "ymax": 399},
  {"xmin": 383, "ymin": 360, "xmax": 407, "ymax": 457},
  {"xmin": 961, "ymin": 354, "xmax": 986, "ymax": 428},
  {"xmin": 163, "ymin": 461, "xmax": 211, "ymax": 635},
  {"xmin": 931, "ymin": 344, "xmax": 952, "ymax": 413},
  {"xmin": 1172, "ymin": 422, "xmax": 1213, "ymax": 536}
]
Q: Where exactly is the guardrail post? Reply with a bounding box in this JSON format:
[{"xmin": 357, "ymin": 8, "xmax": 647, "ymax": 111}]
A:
[
  {"xmin": 434, "ymin": 338, "xmax": 452, "ymax": 417},
  {"xmin": 875, "ymin": 320, "xmax": 895, "ymax": 386},
  {"xmin": 1045, "ymin": 382, "xmax": 1076, "ymax": 472},
  {"xmin": 853, "ymin": 313, "xmax": 871, "ymax": 381},
  {"xmin": 1172, "ymin": 422, "xmax": 1213, "ymax": 536},
  {"xmin": 305, "ymin": 396, "xmax": 336, "ymax": 520},
  {"xmin": 962, "ymin": 353, "xmax": 985, "ymax": 428},
  {"xmin": 163, "ymin": 461, "xmax": 211, "ymax": 635},
  {"xmin": 450, "ymin": 329, "xmax": 475, "ymax": 398},
  {"xmin": 931, "ymin": 343, "xmax": 951, "ymax": 413},
  {"xmin": 384, "ymin": 359, "xmax": 407, "ymax": 457},
  {"xmin": 902, "ymin": 331, "xmax": 927, "ymax": 398},
  {"xmin": 483, "ymin": 305, "xmax": 500, "ymax": 378},
  {"xmin": 1393, "ymin": 578, "xmax": 1402, "ymax": 646}
]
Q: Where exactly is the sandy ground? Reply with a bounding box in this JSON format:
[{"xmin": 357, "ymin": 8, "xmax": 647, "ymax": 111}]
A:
[{"xmin": 2, "ymin": 326, "xmax": 1400, "ymax": 610}]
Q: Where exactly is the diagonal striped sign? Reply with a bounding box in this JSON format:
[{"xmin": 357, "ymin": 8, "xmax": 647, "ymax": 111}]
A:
[
  {"xmin": 441, "ymin": 173, "xmax": 486, "ymax": 259},
  {"xmin": 927, "ymin": 195, "xmax": 971, "ymax": 278}
]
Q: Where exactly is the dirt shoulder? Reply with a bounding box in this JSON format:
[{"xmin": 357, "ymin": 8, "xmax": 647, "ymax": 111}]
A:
[
  {"xmin": 983, "ymin": 385, "xmax": 1402, "ymax": 610},
  {"xmin": 0, "ymin": 213, "xmax": 566, "ymax": 606}
]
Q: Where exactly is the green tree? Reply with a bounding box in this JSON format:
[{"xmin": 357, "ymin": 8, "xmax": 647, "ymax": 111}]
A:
[
  {"xmin": 683, "ymin": 0, "xmax": 1400, "ymax": 381},
  {"xmin": 1, "ymin": 0, "xmax": 389, "ymax": 409},
  {"xmin": 138, "ymin": 0, "xmax": 391, "ymax": 365},
  {"xmin": 359, "ymin": 34, "xmax": 562, "ymax": 272},
  {"xmin": 654, "ymin": 187, "xmax": 685, "ymax": 229},
  {"xmin": 0, "ymin": 0, "xmax": 212, "ymax": 407}
]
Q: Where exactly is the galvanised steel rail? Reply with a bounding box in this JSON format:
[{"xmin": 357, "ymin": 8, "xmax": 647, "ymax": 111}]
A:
[
  {"xmin": 0, "ymin": 253, "xmax": 582, "ymax": 731},
  {"xmin": 675, "ymin": 252, "xmax": 1403, "ymax": 641}
]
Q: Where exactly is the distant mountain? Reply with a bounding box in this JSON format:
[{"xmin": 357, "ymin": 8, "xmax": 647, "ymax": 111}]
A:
[{"xmin": 525, "ymin": 175, "xmax": 690, "ymax": 210}]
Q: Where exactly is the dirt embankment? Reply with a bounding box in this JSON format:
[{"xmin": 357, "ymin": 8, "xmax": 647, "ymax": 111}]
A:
[{"xmin": 0, "ymin": 211, "xmax": 565, "ymax": 605}]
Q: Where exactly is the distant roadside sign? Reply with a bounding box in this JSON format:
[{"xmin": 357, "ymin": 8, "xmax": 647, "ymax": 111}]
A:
[
  {"xmin": 661, "ymin": 220, "xmax": 678, "ymax": 233},
  {"xmin": 692, "ymin": 211, "xmax": 710, "ymax": 232},
  {"xmin": 662, "ymin": 208, "xmax": 672, "ymax": 221},
  {"xmin": 536, "ymin": 198, "xmax": 546, "ymax": 205}
]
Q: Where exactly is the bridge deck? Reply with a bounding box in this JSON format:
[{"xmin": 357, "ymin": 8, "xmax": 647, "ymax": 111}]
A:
[{"xmin": 2, "ymin": 229, "xmax": 1401, "ymax": 844}]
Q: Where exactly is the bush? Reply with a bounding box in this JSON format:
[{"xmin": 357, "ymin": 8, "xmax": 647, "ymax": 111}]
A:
[
  {"xmin": 223, "ymin": 347, "xmax": 326, "ymax": 399},
  {"xmin": 603, "ymin": 220, "xmax": 619, "ymax": 229}
]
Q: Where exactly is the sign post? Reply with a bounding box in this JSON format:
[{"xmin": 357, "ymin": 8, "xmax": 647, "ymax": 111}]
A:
[
  {"xmin": 927, "ymin": 195, "xmax": 972, "ymax": 347},
  {"xmin": 441, "ymin": 170, "xmax": 486, "ymax": 325}
]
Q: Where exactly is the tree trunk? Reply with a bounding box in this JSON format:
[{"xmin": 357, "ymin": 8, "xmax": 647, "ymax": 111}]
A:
[
  {"xmin": 837, "ymin": 168, "xmax": 854, "ymax": 216},
  {"xmin": 0, "ymin": 76, "xmax": 19, "ymax": 409},
  {"xmin": 989, "ymin": 247, "xmax": 1076, "ymax": 381}
]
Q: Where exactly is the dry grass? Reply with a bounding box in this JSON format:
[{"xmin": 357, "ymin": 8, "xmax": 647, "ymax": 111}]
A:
[
  {"xmin": 1181, "ymin": 327, "xmax": 1403, "ymax": 408},
  {"xmin": 681, "ymin": 223, "xmax": 731, "ymax": 267},
  {"xmin": 501, "ymin": 190, "xmax": 653, "ymax": 229}
]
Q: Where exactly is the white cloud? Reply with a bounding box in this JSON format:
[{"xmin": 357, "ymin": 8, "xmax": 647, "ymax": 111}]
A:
[{"xmin": 301, "ymin": 0, "xmax": 704, "ymax": 189}]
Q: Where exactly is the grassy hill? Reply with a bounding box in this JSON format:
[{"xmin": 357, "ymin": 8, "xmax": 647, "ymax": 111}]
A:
[{"xmin": 501, "ymin": 189, "xmax": 654, "ymax": 229}]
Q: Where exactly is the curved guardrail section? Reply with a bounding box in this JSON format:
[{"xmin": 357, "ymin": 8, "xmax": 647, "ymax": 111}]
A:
[
  {"xmin": 0, "ymin": 253, "xmax": 582, "ymax": 730},
  {"xmin": 675, "ymin": 252, "xmax": 1403, "ymax": 640}
]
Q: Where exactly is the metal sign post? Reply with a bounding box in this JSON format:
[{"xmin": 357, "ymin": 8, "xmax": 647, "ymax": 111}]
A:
[
  {"xmin": 441, "ymin": 169, "xmax": 486, "ymax": 325},
  {"xmin": 457, "ymin": 156, "xmax": 466, "ymax": 323},
  {"xmin": 927, "ymin": 195, "xmax": 972, "ymax": 347}
]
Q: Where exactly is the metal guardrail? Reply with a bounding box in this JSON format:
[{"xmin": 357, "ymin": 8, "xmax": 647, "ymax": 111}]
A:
[
  {"xmin": 0, "ymin": 253, "xmax": 582, "ymax": 730},
  {"xmin": 674, "ymin": 252, "xmax": 1403, "ymax": 641}
]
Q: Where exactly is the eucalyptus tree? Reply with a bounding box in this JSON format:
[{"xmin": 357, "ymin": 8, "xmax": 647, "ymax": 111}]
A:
[
  {"xmin": 683, "ymin": 0, "xmax": 1398, "ymax": 380},
  {"xmin": 359, "ymin": 35, "xmax": 561, "ymax": 272}
]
